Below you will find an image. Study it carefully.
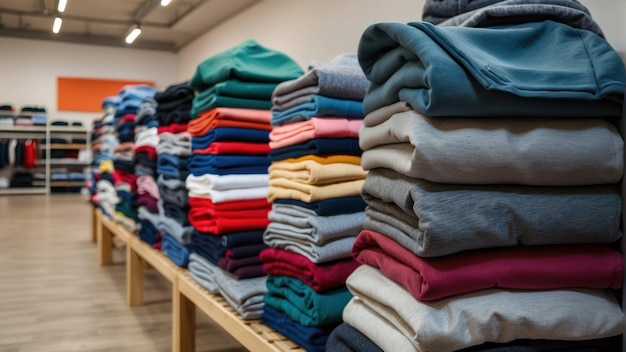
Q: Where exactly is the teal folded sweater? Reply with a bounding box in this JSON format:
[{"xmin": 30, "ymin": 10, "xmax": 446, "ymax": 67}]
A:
[{"xmin": 190, "ymin": 39, "xmax": 303, "ymax": 90}]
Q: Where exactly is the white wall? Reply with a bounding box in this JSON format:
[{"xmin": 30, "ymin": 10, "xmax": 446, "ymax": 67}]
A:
[
  {"xmin": 177, "ymin": 0, "xmax": 426, "ymax": 81},
  {"xmin": 0, "ymin": 37, "xmax": 179, "ymax": 128},
  {"xmin": 579, "ymin": 0, "xmax": 626, "ymax": 59},
  {"xmin": 1, "ymin": 1, "xmax": 623, "ymax": 126},
  {"xmin": 178, "ymin": 0, "xmax": 626, "ymax": 80}
]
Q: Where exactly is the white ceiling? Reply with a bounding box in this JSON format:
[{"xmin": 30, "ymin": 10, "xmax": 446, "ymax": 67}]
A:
[{"xmin": 0, "ymin": 0, "xmax": 261, "ymax": 51}]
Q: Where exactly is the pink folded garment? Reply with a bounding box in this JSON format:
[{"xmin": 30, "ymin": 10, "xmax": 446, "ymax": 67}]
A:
[
  {"xmin": 353, "ymin": 229, "xmax": 623, "ymax": 301},
  {"xmin": 269, "ymin": 117, "xmax": 363, "ymax": 149}
]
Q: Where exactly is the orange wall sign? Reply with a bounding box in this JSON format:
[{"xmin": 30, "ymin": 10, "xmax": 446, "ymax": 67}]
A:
[{"xmin": 57, "ymin": 77, "xmax": 155, "ymax": 112}]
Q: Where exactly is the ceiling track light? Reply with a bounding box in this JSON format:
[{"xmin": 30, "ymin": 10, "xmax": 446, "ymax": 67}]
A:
[
  {"xmin": 161, "ymin": 0, "xmax": 172, "ymax": 6},
  {"xmin": 125, "ymin": 24, "xmax": 142, "ymax": 44},
  {"xmin": 58, "ymin": 0, "xmax": 68, "ymax": 13},
  {"xmin": 52, "ymin": 16, "xmax": 62, "ymax": 33}
]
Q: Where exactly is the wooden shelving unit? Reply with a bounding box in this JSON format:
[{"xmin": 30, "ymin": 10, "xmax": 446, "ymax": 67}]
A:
[
  {"xmin": 0, "ymin": 124, "xmax": 90, "ymax": 195},
  {"xmin": 0, "ymin": 125, "xmax": 49, "ymax": 195},
  {"xmin": 48, "ymin": 125, "xmax": 90, "ymax": 193}
]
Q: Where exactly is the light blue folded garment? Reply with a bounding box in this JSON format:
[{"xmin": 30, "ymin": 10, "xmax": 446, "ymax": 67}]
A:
[
  {"xmin": 271, "ymin": 95, "xmax": 364, "ymax": 126},
  {"xmin": 359, "ymin": 20, "xmax": 625, "ymax": 117},
  {"xmin": 162, "ymin": 234, "xmax": 191, "ymax": 267}
]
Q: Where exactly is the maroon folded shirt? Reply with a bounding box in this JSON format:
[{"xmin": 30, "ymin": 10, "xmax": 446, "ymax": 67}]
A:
[
  {"xmin": 353, "ymin": 229, "xmax": 624, "ymax": 301},
  {"xmin": 260, "ymin": 247, "xmax": 360, "ymax": 292}
]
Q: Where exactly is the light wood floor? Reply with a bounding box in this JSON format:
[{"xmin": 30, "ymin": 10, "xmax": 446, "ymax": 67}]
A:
[{"xmin": 0, "ymin": 194, "xmax": 248, "ymax": 352}]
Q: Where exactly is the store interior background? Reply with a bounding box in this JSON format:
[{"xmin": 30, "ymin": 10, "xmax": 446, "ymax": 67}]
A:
[{"xmin": 0, "ymin": 0, "xmax": 624, "ymax": 130}]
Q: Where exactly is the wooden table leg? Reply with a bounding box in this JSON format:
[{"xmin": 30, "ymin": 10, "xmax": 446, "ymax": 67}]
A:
[
  {"xmin": 91, "ymin": 206, "xmax": 97, "ymax": 243},
  {"xmin": 173, "ymin": 277, "xmax": 195, "ymax": 352},
  {"xmin": 97, "ymin": 222, "xmax": 113, "ymax": 266},
  {"xmin": 126, "ymin": 240, "xmax": 144, "ymax": 307}
]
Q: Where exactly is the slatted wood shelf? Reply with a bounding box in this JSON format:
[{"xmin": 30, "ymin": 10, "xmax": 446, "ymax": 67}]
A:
[{"xmin": 92, "ymin": 207, "xmax": 304, "ymax": 352}]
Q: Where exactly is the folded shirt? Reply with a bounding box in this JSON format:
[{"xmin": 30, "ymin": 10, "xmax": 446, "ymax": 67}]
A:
[
  {"xmin": 359, "ymin": 20, "xmax": 624, "ymax": 118},
  {"xmin": 353, "ymin": 229, "xmax": 623, "ymax": 301},
  {"xmin": 268, "ymin": 177, "xmax": 364, "ymax": 203},
  {"xmin": 185, "ymin": 172, "xmax": 268, "ymax": 191},
  {"xmin": 191, "ymin": 127, "xmax": 269, "ymax": 150},
  {"xmin": 269, "ymin": 117, "xmax": 363, "ymax": 149},
  {"xmin": 191, "ymin": 92, "xmax": 273, "ymax": 117},
  {"xmin": 273, "ymin": 196, "xmax": 366, "ymax": 216},
  {"xmin": 435, "ymin": 0, "xmax": 604, "ymax": 38},
  {"xmin": 136, "ymin": 175, "xmax": 160, "ymax": 199},
  {"xmin": 269, "ymin": 158, "xmax": 367, "ymax": 186},
  {"xmin": 158, "ymin": 123, "xmax": 188, "ymax": 134},
  {"xmin": 189, "ymin": 205, "xmax": 269, "ymax": 224},
  {"xmin": 267, "ymin": 203, "xmax": 365, "ymax": 245},
  {"xmin": 363, "ymin": 168, "xmax": 622, "ymax": 257},
  {"xmin": 189, "ymin": 107, "xmax": 272, "ymax": 134},
  {"xmin": 359, "ymin": 109, "xmax": 624, "ymax": 186},
  {"xmin": 157, "ymin": 153, "xmax": 189, "ymax": 180},
  {"xmin": 261, "ymin": 247, "xmax": 360, "ymax": 292},
  {"xmin": 190, "ymin": 229, "xmax": 265, "ymax": 264},
  {"xmin": 162, "ymin": 233, "xmax": 191, "ymax": 267},
  {"xmin": 188, "ymin": 252, "xmax": 220, "ymax": 293},
  {"xmin": 190, "ymin": 214, "xmax": 269, "ymax": 235},
  {"xmin": 265, "ymin": 274, "xmax": 353, "ymax": 327},
  {"xmin": 155, "ymin": 81, "xmax": 194, "ymax": 104},
  {"xmin": 269, "ymin": 138, "xmax": 362, "ymax": 161},
  {"xmin": 189, "ymin": 39, "xmax": 303, "ymax": 90},
  {"xmin": 155, "ymin": 106, "xmax": 192, "ymax": 125},
  {"xmin": 262, "ymin": 305, "xmax": 334, "ymax": 352},
  {"xmin": 187, "ymin": 196, "xmax": 270, "ymax": 212},
  {"xmin": 218, "ymin": 252, "xmax": 263, "ymax": 272},
  {"xmin": 326, "ymin": 322, "xmax": 383, "ymax": 352},
  {"xmin": 188, "ymin": 252, "xmax": 267, "ymax": 319},
  {"xmin": 343, "ymin": 265, "xmax": 624, "ymax": 352},
  {"xmin": 138, "ymin": 218, "xmax": 161, "ymax": 246},
  {"xmin": 193, "ymin": 141, "xmax": 270, "ymax": 155},
  {"xmin": 158, "ymin": 216, "xmax": 194, "ymax": 245},
  {"xmin": 188, "ymin": 154, "xmax": 270, "ymax": 176},
  {"xmin": 271, "ymin": 94, "xmax": 365, "ymax": 126},
  {"xmin": 455, "ymin": 335, "xmax": 622, "ymax": 352},
  {"xmin": 135, "ymin": 127, "xmax": 159, "ymax": 147},
  {"xmin": 272, "ymin": 53, "xmax": 369, "ymax": 104},
  {"xmin": 188, "ymin": 185, "xmax": 269, "ymax": 203},
  {"xmin": 157, "ymin": 132, "xmax": 191, "ymax": 157},
  {"xmin": 264, "ymin": 233, "xmax": 356, "ymax": 264}
]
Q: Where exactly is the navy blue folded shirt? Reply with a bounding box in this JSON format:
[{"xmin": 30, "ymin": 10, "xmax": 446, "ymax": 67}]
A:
[
  {"xmin": 269, "ymin": 138, "xmax": 362, "ymax": 161},
  {"xmin": 191, "ymin": 127, "xmax": 269, "ymax": 150}
]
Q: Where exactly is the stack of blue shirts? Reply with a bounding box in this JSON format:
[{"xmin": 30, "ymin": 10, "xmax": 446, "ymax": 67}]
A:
[
  {"xmin": 105, "ymin": 85, "xmax": 156, "ymax": 232},
  {"xmin": 331, "ymin": 1, "xmax": 626, "ymax": 352},
  {"xmin": 133, "ymin": 97, "xmax": 163, "ymax": 248},
  {"xmin": 112, "ymin": 85, "xmax": 157, "ymax": 121},
  {"xmin": 153, "ymin": 82, "xmax": 194, "ymax": 266}
]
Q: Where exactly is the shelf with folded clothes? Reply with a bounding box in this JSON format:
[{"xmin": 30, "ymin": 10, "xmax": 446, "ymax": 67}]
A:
[
  {"xmin": 46, "ymin": 125, "xmax": 91, "ymax": 193},
  {"xmin": 0, "ymin": 128, "xmax": 49, "ymax": 195}
]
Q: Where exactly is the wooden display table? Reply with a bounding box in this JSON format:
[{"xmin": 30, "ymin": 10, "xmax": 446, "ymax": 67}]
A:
[{"xmin": 91, "ymin": 207, "xmax": 304, "ymax": 352}]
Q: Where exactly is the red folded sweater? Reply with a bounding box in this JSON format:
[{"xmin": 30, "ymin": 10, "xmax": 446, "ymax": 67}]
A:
[
  {"xmin": 353, "ymin": 229, "xmax": 624, "ymax": 301},
  {"xmin": 260, "ymin": 247, "xmax": 360, "ymax": 292}
]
